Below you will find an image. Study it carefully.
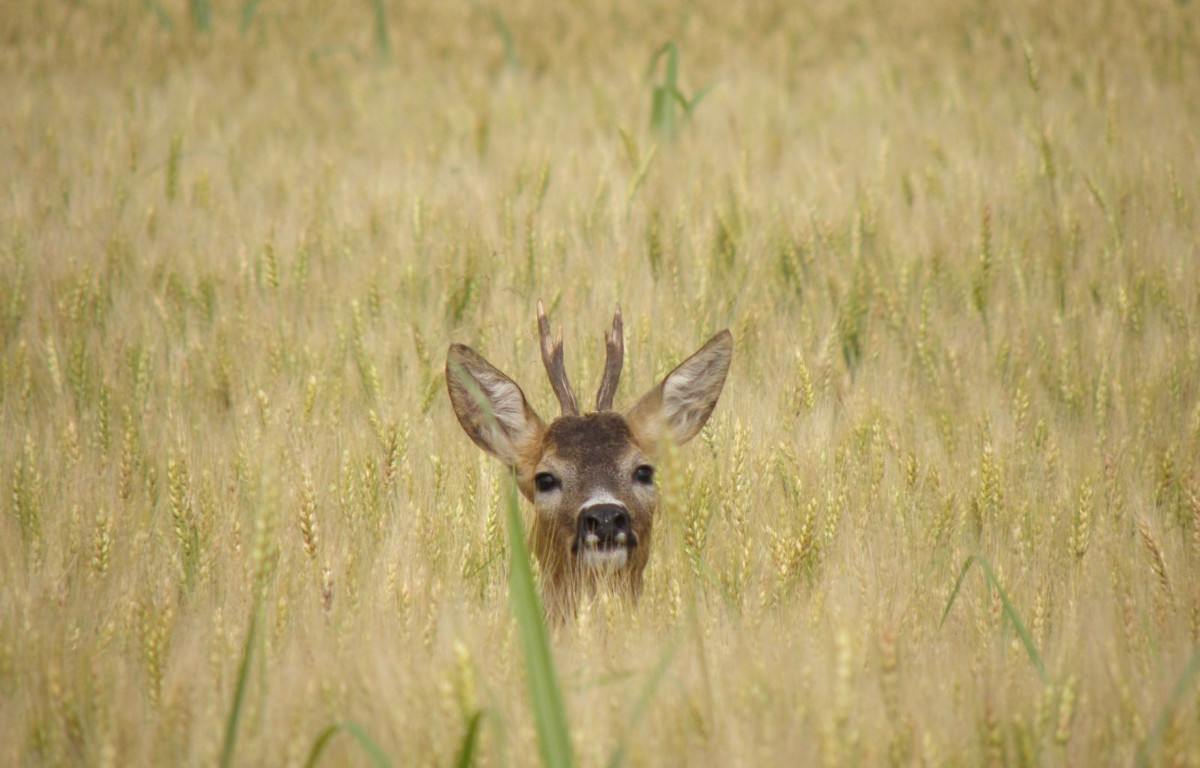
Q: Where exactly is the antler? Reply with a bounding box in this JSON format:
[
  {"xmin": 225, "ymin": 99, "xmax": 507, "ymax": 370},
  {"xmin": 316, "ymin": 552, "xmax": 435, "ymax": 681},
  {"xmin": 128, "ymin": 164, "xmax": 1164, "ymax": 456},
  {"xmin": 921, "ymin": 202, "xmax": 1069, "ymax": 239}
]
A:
[
  {"xmin": 594, "ymin": 305, "xmax": 623, "ymax": 411},
  {"xmin": 537, "ymin": 300, "xmax": 580, "ymax": 416}
]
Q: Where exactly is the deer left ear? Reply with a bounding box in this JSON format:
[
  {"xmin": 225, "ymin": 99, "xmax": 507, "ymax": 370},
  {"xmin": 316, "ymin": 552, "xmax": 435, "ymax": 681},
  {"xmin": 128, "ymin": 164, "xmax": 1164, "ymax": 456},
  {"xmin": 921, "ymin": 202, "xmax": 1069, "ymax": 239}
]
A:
[
  {"xmin": 626, "ymin": 330, "xmax": 733, "ymax": 448},
  {"xmin": 446, "ymin": 344, "xmax": 545, "ymax": 467}
]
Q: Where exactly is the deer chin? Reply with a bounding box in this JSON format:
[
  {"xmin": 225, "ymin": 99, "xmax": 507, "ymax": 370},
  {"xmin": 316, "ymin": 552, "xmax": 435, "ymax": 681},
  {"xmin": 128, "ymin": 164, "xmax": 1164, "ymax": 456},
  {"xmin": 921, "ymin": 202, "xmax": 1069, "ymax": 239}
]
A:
[
  {"xmin": 578, "ymin": 546, "xmax": 629, "ymax": 569},
  {"xmin": 574, "ymin": 532, "xmax": 635, "ymax": 570}
]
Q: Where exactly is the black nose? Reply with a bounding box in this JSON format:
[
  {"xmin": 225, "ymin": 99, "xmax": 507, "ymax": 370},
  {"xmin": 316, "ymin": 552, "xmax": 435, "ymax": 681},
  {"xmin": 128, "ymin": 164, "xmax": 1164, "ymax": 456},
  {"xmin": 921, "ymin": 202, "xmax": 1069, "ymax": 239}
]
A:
[{"xmin": 578, "ymin": 504, "xmax": 631, "ymax": 547}]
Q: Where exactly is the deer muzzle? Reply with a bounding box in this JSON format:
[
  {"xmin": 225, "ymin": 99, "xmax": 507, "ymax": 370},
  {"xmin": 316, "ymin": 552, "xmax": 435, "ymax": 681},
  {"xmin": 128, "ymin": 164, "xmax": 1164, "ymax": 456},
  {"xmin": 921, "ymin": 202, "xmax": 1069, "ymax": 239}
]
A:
[{"xmin": 574, "ymin": 503, "xmax": 636, "ymax": 568}]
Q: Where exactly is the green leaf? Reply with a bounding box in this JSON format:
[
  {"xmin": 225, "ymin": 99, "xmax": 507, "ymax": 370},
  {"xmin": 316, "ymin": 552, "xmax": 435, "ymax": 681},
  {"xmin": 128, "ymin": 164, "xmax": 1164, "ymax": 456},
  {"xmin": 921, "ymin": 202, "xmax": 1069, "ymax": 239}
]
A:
[
  {"xmin": 646, "ymin": 41, "xmax": 710, "ymax": 141},
  {"xmin": 140, "ymin": 0, "xmax": 174, "ymax": 30},
  {"xmin": 624, "ymin": 144, "xmax": 658, "ymax": 214},
  {"xmin": 938, "ymin": 554, "xmax": 977, "ymax": 628},
  {"xmin": 304, "ymin": 722, "xmax": 394, "ymax": 768},
  {"xmin": 368, "ymin": 0, "xmax": 389, "ymax": 57},
  {"xmin": 505, "ymin": 478, "xmax": 575, "ymax": 768},
  {"xmin": 240, "ymin": 0, "xmax": 263, "ymax": 33},
  {"xmin": 189, "ymin": 0, "xmax": 211, "ymax": 31},
  {"xmin": 940, "ymin": 554, "xmax": 1047, "ymax": 682},
  {"xmin": 454, "ymin": 710, "xmax": 485, "ymax": 768},
  {"xmin": 219, "ymin": 601, "xmax": 260, "ymax": 768},
  {"xmin": 650, "ymin": 87, "xmax": 674, "ymax": 139},
  {"xmin": 493, "ymin": 12, "xmax": 518, "ymax": 69},
  {"xmin": 684, "ymin": 83, "xmax": 715, "ymax": 116}
]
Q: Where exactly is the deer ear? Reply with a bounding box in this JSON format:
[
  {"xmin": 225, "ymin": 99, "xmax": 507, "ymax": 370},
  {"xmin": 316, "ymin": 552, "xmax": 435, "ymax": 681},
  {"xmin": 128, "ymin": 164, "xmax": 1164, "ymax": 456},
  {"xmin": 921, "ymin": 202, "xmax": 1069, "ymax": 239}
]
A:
[
  {"xmin": 446, "ymin": 344, "xmax": 545, "ymax": 466},
  {"xmin": 626, "ymin": 330, "xmax": 733, "ymax": 448}
]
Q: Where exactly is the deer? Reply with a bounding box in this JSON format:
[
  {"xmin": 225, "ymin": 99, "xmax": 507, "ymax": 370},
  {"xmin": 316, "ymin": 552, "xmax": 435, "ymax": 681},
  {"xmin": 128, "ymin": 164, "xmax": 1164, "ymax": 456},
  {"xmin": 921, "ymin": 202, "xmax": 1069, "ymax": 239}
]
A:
[{"xmin": 445, "ymin": 301, "xmax": 732, "ymax": 617}]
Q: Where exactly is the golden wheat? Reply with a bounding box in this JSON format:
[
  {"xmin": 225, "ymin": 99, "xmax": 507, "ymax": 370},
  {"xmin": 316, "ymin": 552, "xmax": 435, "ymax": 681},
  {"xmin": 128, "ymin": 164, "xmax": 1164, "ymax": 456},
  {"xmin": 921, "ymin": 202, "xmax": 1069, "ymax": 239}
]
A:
[{"xmin": 2, "ymin": 0, "xmax": 1199, "ymax": 765}]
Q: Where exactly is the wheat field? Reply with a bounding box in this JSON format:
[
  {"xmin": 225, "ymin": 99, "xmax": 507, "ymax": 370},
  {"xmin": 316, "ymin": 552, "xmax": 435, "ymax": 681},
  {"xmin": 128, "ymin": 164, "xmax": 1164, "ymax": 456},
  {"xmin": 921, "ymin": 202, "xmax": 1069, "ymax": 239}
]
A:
[{"xmin": 2, "ymin": 1, "xmax": 1199, "ymax": 765}]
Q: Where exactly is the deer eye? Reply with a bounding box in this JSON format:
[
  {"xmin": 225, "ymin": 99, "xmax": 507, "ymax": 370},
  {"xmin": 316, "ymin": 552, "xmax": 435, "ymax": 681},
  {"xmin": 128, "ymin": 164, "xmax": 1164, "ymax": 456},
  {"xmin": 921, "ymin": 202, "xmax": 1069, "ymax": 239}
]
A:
[
  {"xmin": 534, "ymin": 472, "xmax": 560, "ymax": 493},
  {"xmin": 634, "ymin": 465, "xmax": 654, "ymax": 485}
]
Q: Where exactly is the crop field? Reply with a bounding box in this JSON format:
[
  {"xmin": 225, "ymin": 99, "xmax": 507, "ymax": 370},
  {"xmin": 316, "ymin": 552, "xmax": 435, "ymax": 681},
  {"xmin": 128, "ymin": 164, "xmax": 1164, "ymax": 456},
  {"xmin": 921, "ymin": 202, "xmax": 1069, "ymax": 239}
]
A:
[{"xmin": 3, "ymin": 0, "xmax": 1200, "ymax": 765}]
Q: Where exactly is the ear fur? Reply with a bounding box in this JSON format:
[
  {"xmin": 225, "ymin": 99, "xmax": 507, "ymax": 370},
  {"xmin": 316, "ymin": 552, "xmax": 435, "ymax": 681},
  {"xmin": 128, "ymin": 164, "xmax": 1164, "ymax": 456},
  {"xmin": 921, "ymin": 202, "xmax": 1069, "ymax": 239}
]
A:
[
  {"xmin": 626, "ymin": 330, "xmax": 733, "ymax": 449},
  {"xmin": 446, "ymin": 344, "xmax": 544, "ymax": 466}
]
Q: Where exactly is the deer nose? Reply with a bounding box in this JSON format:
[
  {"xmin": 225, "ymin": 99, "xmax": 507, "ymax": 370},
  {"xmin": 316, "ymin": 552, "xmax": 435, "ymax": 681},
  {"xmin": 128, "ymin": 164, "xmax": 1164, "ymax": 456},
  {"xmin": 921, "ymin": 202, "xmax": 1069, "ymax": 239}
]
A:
[{"xmin": 578, "ymin": 504, "xmax": 631, "ymax": 547}]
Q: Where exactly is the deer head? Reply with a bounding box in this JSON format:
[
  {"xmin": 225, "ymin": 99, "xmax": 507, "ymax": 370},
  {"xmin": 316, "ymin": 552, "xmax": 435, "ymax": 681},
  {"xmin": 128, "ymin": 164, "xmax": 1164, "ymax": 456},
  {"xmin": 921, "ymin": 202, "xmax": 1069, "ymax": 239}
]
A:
[{"xmin": 446, "ymin": 302, "xmax": 732, "ymax": 616}]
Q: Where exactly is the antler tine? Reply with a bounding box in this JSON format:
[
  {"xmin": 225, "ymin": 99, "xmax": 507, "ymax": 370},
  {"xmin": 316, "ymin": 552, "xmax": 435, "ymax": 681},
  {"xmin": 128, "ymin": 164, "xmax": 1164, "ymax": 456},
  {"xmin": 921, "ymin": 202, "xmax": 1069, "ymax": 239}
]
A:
[
  {"xmin": 595, "ymin": 304, "xmax": 624, "ymax": 411},
  {"xmin": 536, "ymin": 300, "xmax": 580, "ymax": 416}
]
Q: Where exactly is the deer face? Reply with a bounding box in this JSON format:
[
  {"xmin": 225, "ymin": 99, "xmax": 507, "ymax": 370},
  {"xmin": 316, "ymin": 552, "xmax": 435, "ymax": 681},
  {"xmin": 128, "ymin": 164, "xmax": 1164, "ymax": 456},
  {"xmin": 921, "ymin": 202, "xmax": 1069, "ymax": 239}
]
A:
[
  {"xmin": 446, "ymin": 303, "xmax": 732, "ymax": 615},
  {"xmin": 525, "ymin": 413, "xmax": 656, "ymax": 594}
]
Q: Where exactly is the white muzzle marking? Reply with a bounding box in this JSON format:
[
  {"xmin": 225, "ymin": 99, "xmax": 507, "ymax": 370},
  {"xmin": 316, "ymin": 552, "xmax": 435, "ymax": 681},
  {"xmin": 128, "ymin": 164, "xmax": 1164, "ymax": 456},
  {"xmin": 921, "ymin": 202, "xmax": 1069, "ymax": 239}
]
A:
[{"xmin": 579, "ymin": 547, "xmax": 628, "ymax": 569}]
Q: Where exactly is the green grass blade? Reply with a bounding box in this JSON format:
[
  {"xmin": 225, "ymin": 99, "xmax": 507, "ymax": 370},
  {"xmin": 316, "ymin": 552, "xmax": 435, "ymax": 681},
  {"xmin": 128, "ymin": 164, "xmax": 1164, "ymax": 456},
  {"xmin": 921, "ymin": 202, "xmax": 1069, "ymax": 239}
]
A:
[
  {"xmin": 303, "ymin": 722, "xmax": 394, "ymax": 768},
  {"xmin": 1135, "ymin": 647, "xmax": 1200, "ymax": 768},
  {"xmin": 454, "ymin": 710, "xmax": 485, "ymax": 768},
  {"xmin": 660, "ymin": 42, "xmax": 678, "ymax": 90},
  {"xmin": 493, "ymin": 12, "xmax": 518, "ymax": 69},
  {"xmin": 940, "ymin": 554, "xmax": 1046, "ymax": 682},
  {"xmin": 140, "ymin": 0, "xmax": 173, "ymax": 31},
  {"xmin": 670, "ymin": 88, "xmax": 690, "ymax": 114},
  {"xmin": 240, "ymin": 0, "xmax": 263, "ymax": 33},
  {"xmin": 219, "ymin": 601, "xmax": 260, "ymax": 768},
  {"xmin": 189, "ymin": 0, "xmax": 211, "ymax": 32},
  {"xmin": 976, "ymin": 557, "xmax": 1046, "ymax": 682},
  {"xmin": 645, "ymin": 42, "xmax": 672, "ymax": 81},
  {"xmin": 505, "ymin": 477, "xmax": 575, "ymax": 768},
  {"xmin": 624, "ymin": 144, "xmax": 658, "ymax": 214},
  {"xmin": 647, "ymin": 43, "xmax": 678, "ymax": 139},
  {"xmin": 683, "ymin": 82, "xmax": 715, "ymax": 116},
  {"xmin": 646, "ymin": 41, "xmax": 707, "ymax": 140},
  {"xmin": 650, "ymin": 86, "xmax": 673, "ymax": 139},
  {"xmin": 939, "ymin": 554, "xmax": 978, "ymax": 628},
  {"xmin": 368, "ymin": 0, "xmax": 390, "ymax": 57},
  {"xmin": 450, "ymin": 363, "xmax": 570, "ymax": 768}
]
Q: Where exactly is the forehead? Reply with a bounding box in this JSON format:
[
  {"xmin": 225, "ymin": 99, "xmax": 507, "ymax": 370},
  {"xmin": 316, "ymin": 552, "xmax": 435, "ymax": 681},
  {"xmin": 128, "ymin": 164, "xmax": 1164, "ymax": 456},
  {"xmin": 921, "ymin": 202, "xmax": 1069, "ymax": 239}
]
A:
[{"xmin": 544, "ymin": 413, "xmax": 637, "ymax": 463}]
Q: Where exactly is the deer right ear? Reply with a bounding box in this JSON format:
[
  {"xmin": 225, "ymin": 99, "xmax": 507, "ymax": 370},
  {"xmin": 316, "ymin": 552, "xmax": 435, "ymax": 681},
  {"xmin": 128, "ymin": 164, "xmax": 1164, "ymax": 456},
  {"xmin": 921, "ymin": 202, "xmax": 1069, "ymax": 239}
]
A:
[
  {"xmin": 446, "ymin": 344, "xmax": 545, "ymax": 467},
  {"xmin": 626, "ymin": 330, "xmax": 733, "ymax": 449}
]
